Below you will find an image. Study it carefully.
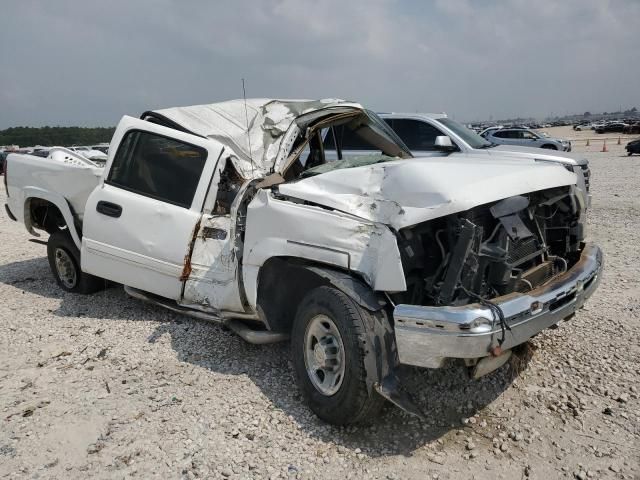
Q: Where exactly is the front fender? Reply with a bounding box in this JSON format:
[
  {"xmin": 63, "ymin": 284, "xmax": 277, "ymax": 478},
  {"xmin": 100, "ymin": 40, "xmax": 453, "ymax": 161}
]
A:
[
  {"xmin": 242, "ymin": 190, "xmax": 406, "ymax": 309},
  {"xmin": 303, "ymin": 265, "xmax": 386, "ymax": 312}
]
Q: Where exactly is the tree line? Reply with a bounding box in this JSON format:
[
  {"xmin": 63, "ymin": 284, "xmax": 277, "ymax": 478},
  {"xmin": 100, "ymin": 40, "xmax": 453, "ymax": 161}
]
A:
[{"xmin": 0, "ymin": 126, "xmax": 116, "ymax": 147}]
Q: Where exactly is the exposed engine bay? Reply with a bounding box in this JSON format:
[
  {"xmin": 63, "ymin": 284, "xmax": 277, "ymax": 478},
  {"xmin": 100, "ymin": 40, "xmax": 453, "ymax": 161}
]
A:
[{"xmin": 393, "ymin": 186, "xmax": 584, "ymax": 307}]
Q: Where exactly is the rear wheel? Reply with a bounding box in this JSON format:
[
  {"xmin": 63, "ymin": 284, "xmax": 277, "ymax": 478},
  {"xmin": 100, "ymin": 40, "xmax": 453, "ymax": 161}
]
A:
[
  {"xmin": 291, "ymin": 286, "xmax": 385, "ymax": 425},
  {"xmin": 47, "ymin": 230, "xmax": 105, "ymax": 294}
]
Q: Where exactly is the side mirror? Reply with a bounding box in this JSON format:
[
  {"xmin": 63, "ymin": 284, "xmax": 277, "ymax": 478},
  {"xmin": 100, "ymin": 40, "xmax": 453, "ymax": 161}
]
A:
[{"xmin": 434, "ymin": 135, "xmax": 456, "ymax": 151}]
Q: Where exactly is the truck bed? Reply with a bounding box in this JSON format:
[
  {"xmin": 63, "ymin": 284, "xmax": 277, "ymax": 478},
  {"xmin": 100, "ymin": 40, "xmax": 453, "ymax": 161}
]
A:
[{"xmin": 5, "ymin": 148, "xmax": 104, "ymax": 223}]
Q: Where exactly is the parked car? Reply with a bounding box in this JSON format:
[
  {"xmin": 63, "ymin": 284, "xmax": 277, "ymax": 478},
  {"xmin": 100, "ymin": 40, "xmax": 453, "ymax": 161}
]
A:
[
  {"xmin": 68, "ymin": 146, "xmax": 108, "ymax": 164},
  {"xmin": 595, "ymin": 122, "xmax": 628, "ymax": 134},
  {"xmin": 481, "ymin": 127, "xmax": 571, "ymax": 151},
  {"xmin": 91, "ymin": 143, "xmax": 110, "ymax": 154},
  {"xmin": 0, "ymin": 151, "xmax": 7, "ymax": 174},
  {"xmin": 31, "ymin": 148, "xmax": 51, "ymax": 158},
  {"xmin": 626, "ymin": 139, "xmax": 640, "ymax": 155},
  {"xmin": 479, "ymin": 126, "xmax": 502, "ymax": 137},
  {"xmin": 4, "ymin": 99, "xmax": 602, "ymax": 425},
  {"xmin": 328, "ymin": 113, "xmax": 590, "ymax": 206},
  {"xmin": 623, "ymin": 124, "xmax": 640, "ymax": 134}
]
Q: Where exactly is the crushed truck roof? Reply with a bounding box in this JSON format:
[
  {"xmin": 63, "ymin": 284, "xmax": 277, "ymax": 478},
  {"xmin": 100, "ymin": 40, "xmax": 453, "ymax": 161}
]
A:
[{"xmin": 151, "ymin": 98, "xmax": 363, "ymax": 180}]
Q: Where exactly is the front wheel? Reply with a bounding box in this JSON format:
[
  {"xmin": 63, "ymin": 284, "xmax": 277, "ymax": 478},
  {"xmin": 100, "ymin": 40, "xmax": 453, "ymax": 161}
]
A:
[
  {"xmin": 291, "ymin": 286, "xmax": 385, "ymax": 425},
  {"xmin": 47, "ymin": 230, "xmax": 105, "ymax": 294}
]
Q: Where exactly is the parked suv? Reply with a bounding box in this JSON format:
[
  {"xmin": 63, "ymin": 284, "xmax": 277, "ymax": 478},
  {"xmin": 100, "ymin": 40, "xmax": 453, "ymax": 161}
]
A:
[{"xmin": 481, "ymin": 127, "xmax": 571, "ymax": 151}]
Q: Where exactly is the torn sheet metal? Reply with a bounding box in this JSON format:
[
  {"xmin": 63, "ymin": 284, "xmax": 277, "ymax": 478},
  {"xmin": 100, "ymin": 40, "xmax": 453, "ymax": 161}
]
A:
[
  {"xmin": 153, "ymin": 99, "xmax": 361, "ymax": 180},
  {"xmin": 277, "ymin": 154, "xmax": 577, "ymax": 231},
  {"xmin": 242, "ymin": 189, "xmax": 406, "ymax": 307},
  {"xmin": 180, "ymin": 215, "xmax": 245, "ymax": 313}
]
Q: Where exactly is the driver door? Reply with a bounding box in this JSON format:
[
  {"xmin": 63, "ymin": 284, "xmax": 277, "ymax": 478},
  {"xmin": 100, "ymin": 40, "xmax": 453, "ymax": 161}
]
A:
[{"xmin": 81, "ymin": 117, "xmax": 225, "ymax": 301}]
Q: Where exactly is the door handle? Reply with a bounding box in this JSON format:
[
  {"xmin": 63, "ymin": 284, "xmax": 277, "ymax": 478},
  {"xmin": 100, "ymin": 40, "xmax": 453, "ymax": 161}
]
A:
[{"xmin": 96, "ymin": 201, "xmax": 122, "ymax": 218}]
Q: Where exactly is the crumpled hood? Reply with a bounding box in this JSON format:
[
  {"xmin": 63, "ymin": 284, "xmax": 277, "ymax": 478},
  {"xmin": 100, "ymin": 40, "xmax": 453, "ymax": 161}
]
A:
[
  {"xmin": 489, "ymin": 145, "xmax": 585, "ymax": 165},
  {"xmin": 277, "ymin": 155, "xmax": 577, "ymax": 230}
]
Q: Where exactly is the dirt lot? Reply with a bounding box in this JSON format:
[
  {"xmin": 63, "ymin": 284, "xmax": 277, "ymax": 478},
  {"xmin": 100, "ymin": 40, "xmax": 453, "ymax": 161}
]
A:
[
  {"xmin": 536, "ymin": 125, "xmax": 639, "ymax": 147},
  {"xmin": 1, "ymin": 141, "xmax": 638, "ymax": 479}
]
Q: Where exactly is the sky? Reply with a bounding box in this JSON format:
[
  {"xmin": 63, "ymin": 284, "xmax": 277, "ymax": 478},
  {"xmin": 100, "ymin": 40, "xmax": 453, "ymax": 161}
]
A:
[{"xmin": 1, "ymin": 0, "xmax": 638, "ymax": 129}]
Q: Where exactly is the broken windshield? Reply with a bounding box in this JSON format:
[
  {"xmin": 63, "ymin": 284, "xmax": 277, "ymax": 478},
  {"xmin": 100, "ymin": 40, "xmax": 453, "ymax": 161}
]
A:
[
  {"xmin": 278, "ymin": 108, "xmax": 412, "ymax": 182},
  {"xmin": 300, "ymin": 154, "xmax": 395, "ymax": 178}
]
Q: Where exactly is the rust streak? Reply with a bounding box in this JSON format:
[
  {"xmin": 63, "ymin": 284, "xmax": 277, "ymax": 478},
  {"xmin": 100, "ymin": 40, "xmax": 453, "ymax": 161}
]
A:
[{"xmin": 180, "ymin": 217, "xmax": 202, "ymax": 282}]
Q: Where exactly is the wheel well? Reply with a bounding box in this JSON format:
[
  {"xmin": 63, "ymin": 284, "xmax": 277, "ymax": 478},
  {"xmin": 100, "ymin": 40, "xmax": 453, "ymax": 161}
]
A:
[
  {"xmin": 256, "ymin": 258, "xmax": 327, "ymax": 333},
  {"xmin": 28, "ymin": 198, "xmax": 67, "ymax": 234},
  {"xmin": 256, "ymin": 258, "xmax": 386, "ymax": 333}
]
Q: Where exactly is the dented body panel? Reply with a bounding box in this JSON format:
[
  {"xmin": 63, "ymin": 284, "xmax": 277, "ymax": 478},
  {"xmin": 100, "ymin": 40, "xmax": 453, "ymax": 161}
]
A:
[
  {"xmin": 181, "ymin": 214, "xmax": 245, "ymax": 312},
  {"xmin": 243, "ymin": 189, "xmax": 406, "ymax": 307},
  {"xmin": 152, "ymin": 99, "xmax": 365, "ymax": 180},
  {"xmin": 278, "ymin": 155, "xmax": 578, "ymax": 230}
]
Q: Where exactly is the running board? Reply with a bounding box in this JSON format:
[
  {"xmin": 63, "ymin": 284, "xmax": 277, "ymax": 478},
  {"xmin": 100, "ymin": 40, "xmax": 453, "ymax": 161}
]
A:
[
  {"xmin": 124, "ymin": 286, "xmax": 288, "ymax": 344},
  {"xmin": 226, "ymin": 319, "xmax": 289, "ymax": 345}
]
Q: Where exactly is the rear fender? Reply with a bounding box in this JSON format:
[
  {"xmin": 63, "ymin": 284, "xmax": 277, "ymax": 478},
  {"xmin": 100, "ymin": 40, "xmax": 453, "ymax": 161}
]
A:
[{"xmin": 23, "ymin": 187, "xmax": 81, "ymax": 248}]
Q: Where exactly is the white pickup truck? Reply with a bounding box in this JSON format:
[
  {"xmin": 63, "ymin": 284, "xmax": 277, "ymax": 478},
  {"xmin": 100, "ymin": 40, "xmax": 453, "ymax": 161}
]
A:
[{"xmin": 4, "ymin": 99, "xmax": 603, "ymax": 424}]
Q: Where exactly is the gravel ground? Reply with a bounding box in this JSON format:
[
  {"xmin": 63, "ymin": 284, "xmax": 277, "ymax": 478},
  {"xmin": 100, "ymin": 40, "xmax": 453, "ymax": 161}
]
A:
[{"xmin": 1, "ymin": 141, "xmax": 639, "ymax": 479}]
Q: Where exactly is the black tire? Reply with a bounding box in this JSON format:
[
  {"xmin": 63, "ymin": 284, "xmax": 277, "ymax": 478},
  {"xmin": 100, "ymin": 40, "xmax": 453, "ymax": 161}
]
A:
[
  {"xmin": 291, "ymin": 286, "xmax": 386, "ymax": 425},
  {"xmin": 541, "ymin": 144, "xmax": 557, "ymax": 150},
  {"xmin": 47, "ymin": 230, "xmax": 105, "ymax": 294}
]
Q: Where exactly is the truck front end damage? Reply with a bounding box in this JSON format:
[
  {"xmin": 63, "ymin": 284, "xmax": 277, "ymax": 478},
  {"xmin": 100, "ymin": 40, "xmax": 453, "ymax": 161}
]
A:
[{"xmin": 390, "ymin": 186, "xmax": 603, "ymax": 376}]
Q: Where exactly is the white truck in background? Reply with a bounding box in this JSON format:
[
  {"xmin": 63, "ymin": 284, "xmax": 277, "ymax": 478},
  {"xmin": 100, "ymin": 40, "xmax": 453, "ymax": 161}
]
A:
[{"xmin": 4, "ymin": 99, "xmax": 602, "ymax": 424}]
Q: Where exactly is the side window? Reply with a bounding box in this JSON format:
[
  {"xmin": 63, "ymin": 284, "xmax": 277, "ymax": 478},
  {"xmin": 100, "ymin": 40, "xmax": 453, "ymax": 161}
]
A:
[
  {"xmin": 521, "ymin": 131, "xmax": 537, "ymax": 139},
  {"xmin": 493, "ymin": 130, "xmax": 510, "ymax": 138},
  {"xmin": 391, "ymin": 119, "xmax": 442, "ymax": 150},
  {"xmin": 323, "ymin": 125, "xmax": 372, "ymax": 151},
  {"xmin": 107, "ymin": 130, "xmax": 208, "ymax": 209}
]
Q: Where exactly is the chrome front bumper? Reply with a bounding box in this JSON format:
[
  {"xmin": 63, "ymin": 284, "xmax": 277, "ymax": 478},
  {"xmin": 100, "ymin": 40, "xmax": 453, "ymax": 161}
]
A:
[{"xmin": 393, "ymin": 243, "xmax": 603, "ymax": 369}]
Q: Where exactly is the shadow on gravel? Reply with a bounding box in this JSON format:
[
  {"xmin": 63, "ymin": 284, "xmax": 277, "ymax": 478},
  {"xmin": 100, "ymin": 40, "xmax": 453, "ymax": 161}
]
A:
[
  {"xmin": 147, "ymin": 320, "xmax": 520, "ymax": 457},
  {"xmin": 0, "ymin": 256, "xmax": 144, "ymax": 320},
  {"xmin": 0, "ymin": 257, "xmax": 52, "ymax": 291},
  {"xmin": 0, "ymin": 256, "xmax": 519, "ymax": 457}
]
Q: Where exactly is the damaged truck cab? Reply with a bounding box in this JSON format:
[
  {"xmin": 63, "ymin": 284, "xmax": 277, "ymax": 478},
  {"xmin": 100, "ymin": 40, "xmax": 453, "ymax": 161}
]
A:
[{"xmin": 4, "ymin": 99, "xmax": 603, "ymax": 425}]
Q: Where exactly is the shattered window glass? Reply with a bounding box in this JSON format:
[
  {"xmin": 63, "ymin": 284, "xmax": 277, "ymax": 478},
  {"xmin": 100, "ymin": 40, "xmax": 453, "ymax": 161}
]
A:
[{"xmin": 107, "ymin": 130, "xmax": 207, "ymax": 208}]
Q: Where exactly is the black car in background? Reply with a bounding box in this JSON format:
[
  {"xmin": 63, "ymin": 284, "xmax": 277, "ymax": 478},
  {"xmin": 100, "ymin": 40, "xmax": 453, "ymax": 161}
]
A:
[
  {"xmin": 626, "ymin": 139, "xmax": 640, "ymax": 156},
  {"xmin": 0, "ymin": 151, "xmax": 7, "ymax": 175},
  {"xmin": 623, "ymin": 123, "xmax": 640, "ymax": 134},
  {"xmin": 596, "ymin": 122, "xmax": 628, "ymax": 134}
]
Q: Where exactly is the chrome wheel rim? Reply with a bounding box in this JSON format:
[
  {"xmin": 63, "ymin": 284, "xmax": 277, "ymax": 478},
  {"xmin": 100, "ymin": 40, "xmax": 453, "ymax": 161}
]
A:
[
  {"xmin": 304, "ymin": 314, "xmax": 345, "ymax": 396},
  {"xmin": 54, "ymin": 248, "xmax": 77, "ymax": 289}
]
